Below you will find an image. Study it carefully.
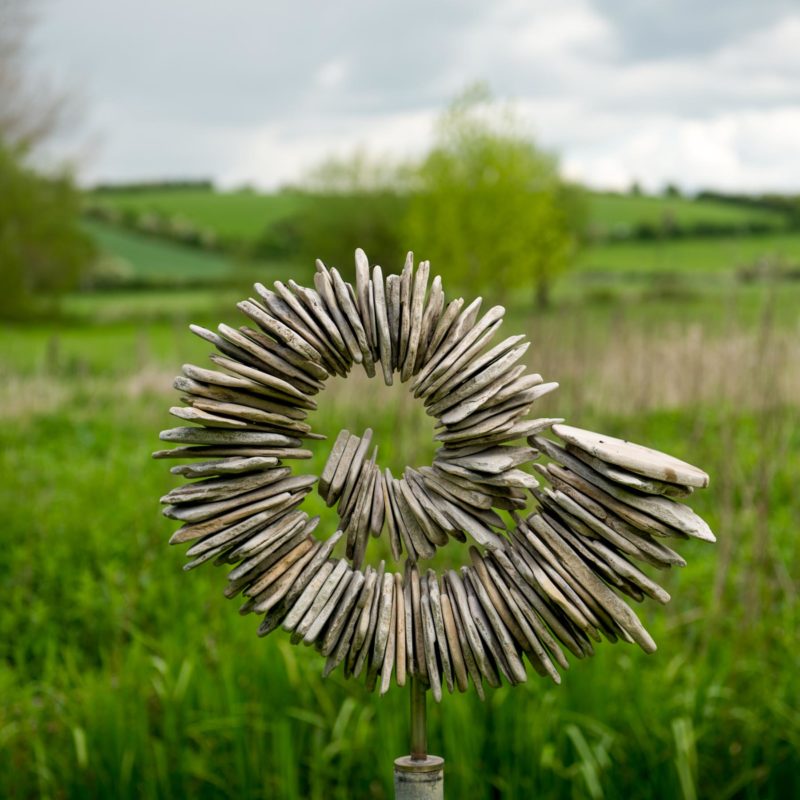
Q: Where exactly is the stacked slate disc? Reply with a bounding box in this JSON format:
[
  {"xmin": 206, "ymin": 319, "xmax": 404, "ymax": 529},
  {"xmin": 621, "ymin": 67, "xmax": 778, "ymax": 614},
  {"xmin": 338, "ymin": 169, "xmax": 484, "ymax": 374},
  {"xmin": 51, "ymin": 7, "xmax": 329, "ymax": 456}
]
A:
[{"xmin": 155, "ymin": 249, "xmax": 715, "ymax": 701}]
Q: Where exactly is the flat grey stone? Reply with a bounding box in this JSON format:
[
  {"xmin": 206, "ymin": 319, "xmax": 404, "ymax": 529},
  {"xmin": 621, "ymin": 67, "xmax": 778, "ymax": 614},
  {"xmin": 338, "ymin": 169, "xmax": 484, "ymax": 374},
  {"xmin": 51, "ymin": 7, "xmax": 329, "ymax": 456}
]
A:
[
  {"xmin": 385, "ymin": 274, "xmax": 401, "ymax": 372},
  {"xmin": 272, "ymin": 280, "xmax": 347, "ymax": 374},
  {"xmin": 321, "ymin": 567, "xmax": 369, "ymax": 660},
  {"xmin": 431, "ymin": 342, "xmax": 530, "ymax": 422},
  {"xmin": 251, "ymin": 538, "xmax": 319, "ymax": 613},
  {"xmin": 427, "ymin": 570, "xmax": 453, "ymax": 693},
  {"xmin": 338, "ymin": 429, "xmax": 373, "ymax": 513},
  {"xmin": 379, "ymin": 578, "xmax": 398, "ymax": 695},
  {"xmin": 412, "ymin": 297, "xmax": 484, "ymax": 392},
  {"xmin": 217, "ymin": 321, "xmax": 328, "ymax": 385},
  {"xmin": 330, "ymin": 267, "xmax": 374, "ymax": 375},
  {"xmin": 165, "ymin": 491, "xmax": 294, "ymax": 541},
  {"xmin": 528, "ymin": 514, "xmax": 659, "ymax": 653},
  {"xmin": 344, "ymin": 568, "xmax": 377, "ymax": 668},
  {"xmin": 565, "ymin": 443, "xmax": 693, "ymax": 498},
  {"xmin": 442, "ymin": 573, "xmax": 484, "ymax": 699},
  {"xmin": 189, "ymin": 399, "xmax": 314, "ymax": 435},
  {"xmin": 464, "ymin": 573, "xmax": 510, "ymax": 685},
  {"xmin": 323, "ymin": 568, "xmax": 371, "ymax": 677},
  {"xmin": 159, "ymin": 426, "xmax": 301, "ymax": 448},
  {"xmin": 420, "ymin": 585, "xmax": 442, "ymax": 702},
  {"xmin": 418, "ymin": 310, "xmax": 505, "ymax": 399},
  {"xmin": 241, "ymin": 535, "xmax": 315, "ymax": 606},
  {"xmin": 482, "ymin": 557, "xmax": 561, "ymax": 683},
  {"xmin": 465, "ymin": 566, "xmax": 527, "ymax": 684},
  {"xmin": 535, "ymin": 436, "xmax": 715, "ymax": 541},
  {"xmin": 445, "ymin": 569, "xmax": 498, "ymax": 687},
  {"xmin": 326, "ymin": 434, "xmax": 359, "ymax": 506},
  {"xmin": 428, "ymin": 334, "xmax": 526, "ymax": 405},
  {"xmin": 282, "ymin": 560, "xmax": 335, "ymax": 632},
  {"xmin": 382, "ymin": 469, "xmax": 403, "ymax": 560},
  {"xmin": 161, "ymin": 468, "xmax": 286, "ymax": 505},
  {"xmin": 169, "ymin": 405, "xmax": 249, "ymax": 429},
  {"xmin": 397, "ymin": 253, "xmax": 413, "ymax": 368},
  {"xmin": 393, "ymin": 573, "xmax": 407, "ymax": 688},
  {"xmin": 229, "ymin": 508, "xmax": 310, "ymax": 561},
  {"xmin": 489, "ymin": 549, "xmax": 579, "ymax": 663},
  {"xmin": 173, "ymin": 374, "xmax": 308, "ymax": 420},
  {"xmin": 354, "ymin": 248, "xmax": 374, "ymax": 347},
  {"xmin": 419, "ymin": 298, "xmax": 463, "ymax": 372},
  {"xmin": 404, "ymin": 469, "xmax": 456, "ymax": 532},
  {"xmin": 352, "ymin": 560, "xmax": 385, "ymax": 678},
  {"xmin": 552, "ymin": 424, "xmax": 709, "ymax": 489},
  {"xmin": 296, "ymin": 559, "xmax": 352, "ymax": 644},
  {"xmin": 543, "ymin": 466, "xmax": 687, "ymax": 566},
  {"xmin": 369, "ymin": 573, "xmax": 395, "ymax": 687},
  {"xmin": 409, "ymin": 565, "xmax": 427, "ymax": 682},
  {"xmin": 349, "ymin": 463, "xmax": 377, "ymax": 570},
  {"xmin": 401, "ymin": 259, "xmax": 429, "ymax": 382},
  {"xmin": 237, "ymin": 298, "xmax": 323, "ymax": 365},
  {"xmin": 413, "ymin": 275, "xmax": 444, "ymax": 375},
  {"xmin": 394, "ymin": 482, "xmax": 437, "ymax": 559},
  {"xmin": 402, "ymin": 569, "xmax": 414, "ymax": 681},
  {"xmin": 319, "ymin": 429, "xmax": 350, "ymax": 499},
  {"xmin": 442, "ymin": 445, "xmax": 537, "ymax": 475},
  {"xmin": 314, "ymin": 268, "xmax": 363, "ymax": 364},
  {"xmin": 399, "ymin": 478, "xmax": 448, "ymax": 546},
  {"xmin": 469, "ymin": 548, "xmax": 528, "ymax": 650},
  {"xmin": 372, "ymin": 265, "xmax": 393, "ymax": 385},
  {"xmin": 369, "ymin": 466, "xmax": 385, "ymax": 537},
  {"xmin": 162, "ymin": 475, "xmax": 314, "ymax": 523},
  {"xmin": 288, "ymin": 281, "xmax": 350, "ymax": 363},
  {"xmin": 319, "ymin": 570, "xmax": 365, "ymax": 655},
  {"xmin": 439, "ymin": 590, "xmax": 467, "ymax": 692},
  {"xmin": 420, "ymin": 467, "xmax": 493, "ymax": 509},
  {"xmin": 254, "ymin": 284, "xmax": 339, "ymax": 372},
  {"xmin": 169, "ymin": 456, "xmax": 279, "ymax": 479}
]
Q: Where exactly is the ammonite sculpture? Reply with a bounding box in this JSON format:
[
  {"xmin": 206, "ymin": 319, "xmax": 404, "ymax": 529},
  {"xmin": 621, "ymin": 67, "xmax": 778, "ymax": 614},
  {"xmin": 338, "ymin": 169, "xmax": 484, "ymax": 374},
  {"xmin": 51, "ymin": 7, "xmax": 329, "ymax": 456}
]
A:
[{"xmin": 154, "ymin": 250, "xmax": 714, "ymax": 702}]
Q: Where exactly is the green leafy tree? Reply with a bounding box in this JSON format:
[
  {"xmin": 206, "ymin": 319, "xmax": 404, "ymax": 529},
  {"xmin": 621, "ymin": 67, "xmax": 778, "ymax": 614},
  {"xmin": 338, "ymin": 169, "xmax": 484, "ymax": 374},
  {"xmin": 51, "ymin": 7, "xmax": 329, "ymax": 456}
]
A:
[
  {"xmin": 0, "ymin": 0, "xmax": 93, "ymax": 318},
  {"xmin": 407, "ymin": 85, "xmax": 585, "ymax": 307},
  {"xmin": 0, "ymin": 145, "xmax": 93, "ymax": 317}
]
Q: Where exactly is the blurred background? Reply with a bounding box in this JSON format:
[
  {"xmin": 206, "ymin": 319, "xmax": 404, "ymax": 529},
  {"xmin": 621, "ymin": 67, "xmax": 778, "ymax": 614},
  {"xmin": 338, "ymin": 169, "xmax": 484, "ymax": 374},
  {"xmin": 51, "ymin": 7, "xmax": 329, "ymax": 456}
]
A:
[{"xmin": 1, "ymin": 0, "xmax": 798, "ymax": 797}]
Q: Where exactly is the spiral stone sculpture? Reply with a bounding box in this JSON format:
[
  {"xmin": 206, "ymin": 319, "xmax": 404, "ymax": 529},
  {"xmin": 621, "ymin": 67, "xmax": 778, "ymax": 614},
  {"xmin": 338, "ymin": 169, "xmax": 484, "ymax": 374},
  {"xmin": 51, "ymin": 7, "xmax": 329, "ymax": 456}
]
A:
[{"xmin": 155, "ymin": 249, "xmax": 715, "ymax": 702}]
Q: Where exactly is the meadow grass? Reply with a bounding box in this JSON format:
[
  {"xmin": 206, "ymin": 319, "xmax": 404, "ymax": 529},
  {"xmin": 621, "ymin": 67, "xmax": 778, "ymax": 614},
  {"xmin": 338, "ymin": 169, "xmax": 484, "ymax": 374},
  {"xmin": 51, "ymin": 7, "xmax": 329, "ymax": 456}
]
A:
[
  {"xmin": 586, "ymin": 192, "xmax": 786, "ymax": 234},
  {"xmin": 576, "ymin": 232, "xmax": 800, "ymax": 276},
  {"xmin": 89, "ymin": 187, "xmax": 789, "ymax": 243},
  {"xmin": 1, "ymin": 286, "xmax": 798, "ymax": 798},
  {"xmin": 83, "ymin": 221, "xmax": 243, "ymax": 281},
  {"xmin": 87, "ymin": 189, "xmax": 308, "ymax": 241}
]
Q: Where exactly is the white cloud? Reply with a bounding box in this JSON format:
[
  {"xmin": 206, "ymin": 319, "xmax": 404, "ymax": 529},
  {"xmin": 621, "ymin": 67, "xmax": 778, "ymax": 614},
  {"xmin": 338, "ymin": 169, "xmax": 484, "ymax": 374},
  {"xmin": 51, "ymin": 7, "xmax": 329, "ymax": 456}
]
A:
[{"xmin": 30, "ymin": 0, "xmax": 800, "ymax": 192}]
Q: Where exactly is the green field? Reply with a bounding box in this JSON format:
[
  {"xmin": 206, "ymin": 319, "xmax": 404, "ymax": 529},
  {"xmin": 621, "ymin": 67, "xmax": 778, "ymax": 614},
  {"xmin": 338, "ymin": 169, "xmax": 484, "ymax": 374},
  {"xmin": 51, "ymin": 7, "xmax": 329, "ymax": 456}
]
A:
[
  {"xmin": 89, "ymin": 187, "xmax": 790, "ymax": 244},
  {"xmin": 576, "ymin": 232, "xmax": 800, "ymax": 276},
  {"xmin": 1, "ymin": 283, "xmax": 798, "ymax": 798},
  {"xmin": 586, "ymin": 192, "xmax": 787, "ymax": 236},
  {"xmin": 87, "ymin": 188, "xmax": 308, "ymax": 240},
  {"xmin": 5, "ymin": 182, "xmax": 800, "ymax": 799},
  {"xmin": 82, "ymin": 188, "xmax": 800, "ymax": 296}
]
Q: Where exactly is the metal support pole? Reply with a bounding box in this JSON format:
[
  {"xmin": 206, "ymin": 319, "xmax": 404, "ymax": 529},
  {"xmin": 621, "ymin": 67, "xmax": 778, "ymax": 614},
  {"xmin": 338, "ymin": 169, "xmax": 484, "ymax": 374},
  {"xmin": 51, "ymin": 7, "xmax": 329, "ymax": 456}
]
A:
[{"xmin": 394, "ymin": 678, "xmax": 444, "ymax": 800}]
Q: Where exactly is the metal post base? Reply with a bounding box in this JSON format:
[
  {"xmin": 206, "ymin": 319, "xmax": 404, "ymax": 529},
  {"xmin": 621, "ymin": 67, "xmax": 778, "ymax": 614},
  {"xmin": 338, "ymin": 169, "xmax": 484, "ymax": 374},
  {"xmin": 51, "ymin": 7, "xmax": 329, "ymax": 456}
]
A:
[{"xmin": 394, "ymin": 755, "xmax": 444, "ymax": 800}]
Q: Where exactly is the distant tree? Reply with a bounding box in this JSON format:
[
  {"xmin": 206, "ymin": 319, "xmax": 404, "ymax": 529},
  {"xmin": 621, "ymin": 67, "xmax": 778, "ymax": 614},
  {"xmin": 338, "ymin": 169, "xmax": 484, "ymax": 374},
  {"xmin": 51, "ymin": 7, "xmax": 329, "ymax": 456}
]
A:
[
  {"xmin": 268, "ymin": 149, "xmax": 410, "ymax": 270},
  {"xmin": 0, "ymin": 0, "xmax": 93, "ymax": 318},
  {"xmin": 0, "ymin": 144, "xmax": 93, "ymax": 317},
  {"xmin": 663, "ymin": 182, "xmax": 682, "ymax": 198},
  {"xmin": 629, "ymin": 180, "xmax": 643, "ymax": 196},
  {"xmin": 406, "ymin": 85, "xmax": 585, "ymax": 307}
]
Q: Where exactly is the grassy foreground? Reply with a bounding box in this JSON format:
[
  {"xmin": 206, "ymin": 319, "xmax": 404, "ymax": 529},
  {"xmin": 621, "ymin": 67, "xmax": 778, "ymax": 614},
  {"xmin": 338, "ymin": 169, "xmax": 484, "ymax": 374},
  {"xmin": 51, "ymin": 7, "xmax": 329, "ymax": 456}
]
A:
[{"xmin": 1, "ymin": 287, "xmax": 798, "ymax": 799}]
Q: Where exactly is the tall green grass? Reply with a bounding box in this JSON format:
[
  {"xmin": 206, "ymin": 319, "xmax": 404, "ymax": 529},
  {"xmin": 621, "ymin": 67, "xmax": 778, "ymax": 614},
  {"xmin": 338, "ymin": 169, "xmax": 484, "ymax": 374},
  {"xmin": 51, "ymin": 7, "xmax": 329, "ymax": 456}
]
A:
[{"xmin": 1, "ymin": 293, "xmax": 797, "ymax": 799}]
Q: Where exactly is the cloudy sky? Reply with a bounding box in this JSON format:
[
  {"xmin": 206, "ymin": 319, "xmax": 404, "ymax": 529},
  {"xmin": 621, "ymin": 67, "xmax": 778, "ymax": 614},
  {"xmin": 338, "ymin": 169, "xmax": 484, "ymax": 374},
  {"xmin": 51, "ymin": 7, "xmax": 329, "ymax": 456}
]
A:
[{"xmin": 32, "ymin": 0, "xmax": 800, "ymax": 192}]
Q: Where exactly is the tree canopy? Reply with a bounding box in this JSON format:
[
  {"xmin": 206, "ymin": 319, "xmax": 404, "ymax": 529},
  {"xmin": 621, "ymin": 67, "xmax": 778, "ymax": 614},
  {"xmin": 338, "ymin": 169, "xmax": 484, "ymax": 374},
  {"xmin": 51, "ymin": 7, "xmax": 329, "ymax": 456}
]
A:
[{"xmin": 406, "ymin": 85, "xmax": 585, "ymax": 306}]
